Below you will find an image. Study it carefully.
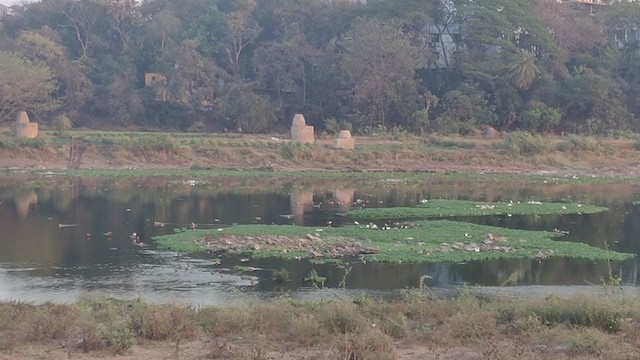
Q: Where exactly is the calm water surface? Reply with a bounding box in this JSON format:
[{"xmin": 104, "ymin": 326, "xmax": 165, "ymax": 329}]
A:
[{"xmin": 1, "ymin": 174, "xmax": 640, "ymax": 304}]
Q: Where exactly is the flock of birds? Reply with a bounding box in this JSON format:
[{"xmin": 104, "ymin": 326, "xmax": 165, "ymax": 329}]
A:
[{"xmin": 77, "ymin": 230, "xmax": 144, "ymax": 247}]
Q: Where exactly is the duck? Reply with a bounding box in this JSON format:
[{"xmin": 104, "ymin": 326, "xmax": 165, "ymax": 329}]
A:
[
  {"xmin": 103, "ymin": 231, "xmax": 113, "ymax": 238},
  {"xmin": 129, "ymin": 232, "xmax": 139, "ymax": 241}
]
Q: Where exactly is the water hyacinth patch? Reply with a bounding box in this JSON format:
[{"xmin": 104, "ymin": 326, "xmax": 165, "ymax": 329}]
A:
[
  {"xmin": 338, "ymin": 199, "xmax": 608, "ymax": 220},
  {"xmin": 152, "ymin": 220, "xmax": 633, "ymax": 264}
]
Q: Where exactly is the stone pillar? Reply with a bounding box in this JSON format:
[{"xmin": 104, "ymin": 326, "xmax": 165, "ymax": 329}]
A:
[
  {"xmin": 14, "ymin": 111, "xmax": 38, "ymax": 139},
  {"xmin": 290, "ymin": 114, "xmax": 314, "ymax": 144},
  {"xmin": 335, "ymin": 130, "xmax": 355, "ymax": 150}
]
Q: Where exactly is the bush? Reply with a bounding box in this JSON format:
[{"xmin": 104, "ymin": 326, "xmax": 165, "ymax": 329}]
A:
[
  {"xmin": 74, "ymin": 298, "xmax": 135, "ymax": 354},
  {"xmin": 198, "ymin": 306, "xmax": 254, "ymax": 336},
  {"xmin": 336, "ymin": 329, "xmax": 396, "ymax": 360},
  {"xmin": 324, "ymin": 117, "xmax": 353, "ymax": 135},
  {"xmin": 556, "ymin": 135, "xmax": 601, "ymax": 152},
  {"xmin": 280, "ymin": 142, "xmax": 313, "ymax": 162},
  {"xmin": 501, "ymin": 131, "xmax": 550, "ymax": 156},
  {"xmin": 53, "ymin": 114, "xmax": 74, "ymax": 132},
  {"xmin": 130, "ymin": 304, "xmax": 198, "ymax": 341},
  {"xmin": 518, "ymin": 101, "xmax": 562, "ymax": 132},
  {"xmin": 381, "ymin": 313, "xmax": 408, "ymax": 339},
  {"xmin": 569, "ymin": 327, "xmax": 613, "ymax": 356},
  {"xmin": 446, "ymin": 295, "xmax": 497, "ymax": 340},
  {"xmin": 319, "ymin": 301, "xmax": 368, "ymax": 334},
  {"xmin": 525, "ymin": 295, "xmax": 623, "ymax": 333}
]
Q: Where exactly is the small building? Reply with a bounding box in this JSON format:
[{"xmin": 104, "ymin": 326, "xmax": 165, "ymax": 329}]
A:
[{"xmin": 144, "ymin": 72, "xmax": 168, "ymax": 102}]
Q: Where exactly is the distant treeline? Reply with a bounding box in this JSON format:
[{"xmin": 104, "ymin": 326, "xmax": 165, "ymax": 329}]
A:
[{"xmin": 1, "ymin": 0, "xmax": 640, "ymax": 135}]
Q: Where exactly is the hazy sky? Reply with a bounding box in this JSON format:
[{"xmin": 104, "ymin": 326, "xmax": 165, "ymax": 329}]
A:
[{"xmin": 0, "ymin": 0, "xmax": 23, "ymax": 6}]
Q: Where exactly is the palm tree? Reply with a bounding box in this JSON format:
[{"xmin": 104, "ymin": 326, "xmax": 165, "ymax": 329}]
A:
[{"xmin": 510, "ymin": 49, "xmax": 540, "ymax": 90}]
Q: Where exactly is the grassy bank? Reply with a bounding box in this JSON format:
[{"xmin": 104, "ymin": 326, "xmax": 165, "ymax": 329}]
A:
[
  {"xmin": 3, "ymin": 130, "xmax": 640, "ymax": 179},
  {"xmin": 152, "ymin": 220, "xmax": 633, "ymax": 264},
  {"xmin": 2, "ymin": 291, "xmax": 640, "ymax": 359}
]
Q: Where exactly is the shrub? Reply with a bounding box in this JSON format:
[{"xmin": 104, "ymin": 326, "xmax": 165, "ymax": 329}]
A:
[
  {"xmin": 568, "ymin": 327, "xmax": 613, "ymax": 356},
  {"xmin": 319, "ymin": 301, "xmax": 368, "ymax": 334},
  {"xmin": 336, "ymin": 329, "xmax": 396, "ymax": 360},
  {"xmin": 280, "ymin": 142, "xmax": 313, "ymax": 162},
  {"xmin": 198, "ymin": 306, "xmax": 254, "ymax": 336},
  {"xmin": 53, "ymin": 114, "xmax": 73, "ymax": 132},
  {"xmin": 130, "ymin": 304, "xmax": 198, "ymax": 341},
  {"xmin": 446, "ymin": 295, "xmax": 497, "ymax": 340},
  {"xmin": 273, "ymin": 268, "xmax": 290, "ymax": 283},
  {"xmin": 381, "ymin": 313, "xmax": 408, "ymax": 339},
  {"xmin": 501, "ymin": 131, "xmax": 550, "ymax": 156},
  {"xmin": 74, "ymin": 298, "xmax": 135, "ymax": 354},
  {"xmin": 524, "ymin": 295, "xmax": 623, "ymax": 333},
  {"xmin": 556, "ymin": 135, "xmax": 601, "ymax": 152},
  {"xmin": 518, "ymin": 101, "xmax": 562, "ymax": 132}
]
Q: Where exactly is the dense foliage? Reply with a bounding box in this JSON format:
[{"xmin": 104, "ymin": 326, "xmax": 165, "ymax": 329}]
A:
[{"xmin": 1, "ymin": 0, "xmax": 639, "ymax": 135}]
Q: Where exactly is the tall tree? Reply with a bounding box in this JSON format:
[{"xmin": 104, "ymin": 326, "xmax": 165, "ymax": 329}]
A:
[
  {"xmin": 168, "ymin": 40, "xmax": 226, "ymax": 113},
  {"xmin": 0, "ymin": 51, "xmax": 59, "ymax": 123},
  {"xmin": 340, "ymin": 18, "xmax": 426, "ymax": 127},
  {"xmin": 190, "ymin": 0, "xmax": 260, "ymax": 78},
  {"xmin": 17, "ymin": 28, "xmax": 94, "ymax": 119},
  {"xmin": 510, "ymin": 49, "xmax": 540, "ymax": 90}
]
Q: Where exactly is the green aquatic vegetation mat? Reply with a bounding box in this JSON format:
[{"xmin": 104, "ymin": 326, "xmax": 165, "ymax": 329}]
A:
[
  {"xmin": 152, "ymin": 220, "xmax": 633, "ymax": 264},
  {"xmin": 338, "ymin": 199, "xmax": 608, "ymax": 220}
]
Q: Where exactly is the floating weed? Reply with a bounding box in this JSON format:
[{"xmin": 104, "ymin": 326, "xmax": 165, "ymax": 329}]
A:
[
  {"xmin": 152, "ymin": 220, "xmax": 634, "ymax": 264},
  {"xmin": 304, "ymin": 269, "xmax": 326, "ymax": 288},
  {"xmin": 339, "ymin": 199, "xmax": 608, "ymax": 220}
]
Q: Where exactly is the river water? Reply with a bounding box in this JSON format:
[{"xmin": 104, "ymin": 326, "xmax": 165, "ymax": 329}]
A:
[{"xmin": 1, "ymin": 174, "xmax": 639, "ymax": 304}]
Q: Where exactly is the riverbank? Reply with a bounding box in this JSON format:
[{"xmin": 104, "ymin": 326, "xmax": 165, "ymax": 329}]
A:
[
  {"xmin": 3, "ymin": 130, "xmax": 640, "ymax": 359},
  {"xmin": 2, "ymin": 130, "xmax": 640, "ymax": 177},
  {"xmin": 1, "ymin": 290, "xmax": 639, "ymax": 360}
]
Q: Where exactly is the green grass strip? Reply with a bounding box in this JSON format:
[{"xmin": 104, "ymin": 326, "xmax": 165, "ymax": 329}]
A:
[
  {"xmin": 338, "ymin": 199, "xmax": 608, "ymax": 220},
  {"xmin": 152, "ymin": 220, "xmax": 632, "ymax": 264}
]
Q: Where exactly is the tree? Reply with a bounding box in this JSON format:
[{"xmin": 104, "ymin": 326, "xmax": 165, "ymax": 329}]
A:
[
  {"xmin": 535, "ymin": 1, "xmax": 607, "ymax": 61},
  {"xmin": 168, "ymin": 40, "xmax": 227, "ymax": 113},
  {"xmin": 223, "ymin": 0, "xmax": 260, "ymax": 78},
  {"xmin": 434, "ymin": 83, "xmax": 496, "ymax": 134},
  {"xmin": 190, "ymin": 0, "xmax": 260, "ymax": 78},
  {"xmin": 560, "ymin": 66, "xmax": 633, "ymax": 134},
  {"xmin": 17, "ymin": 28, "xmax": 94, "ymax": 120},
  {"xmin": 215, "ymin": 81, "xmax": 276, "ymax": 133},
  {"xmin": 510, "ymin": 49, "xmax": 539, "ymax": 90},
  {"xmin": 0, "ymin": 51, "xmax": 59, "ymax": 123},
  {"xmin": 340, "ymin": 18, "xmax": 426, "ymax": 127},
  {"xmin": 58, "ymin": 0, "xmax": 110, "ymax": 58}
]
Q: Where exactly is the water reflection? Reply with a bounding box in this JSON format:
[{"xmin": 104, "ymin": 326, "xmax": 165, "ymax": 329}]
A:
[{"xmin": 0, "ymin": 175, "xmax": 639, "ymax": 304}]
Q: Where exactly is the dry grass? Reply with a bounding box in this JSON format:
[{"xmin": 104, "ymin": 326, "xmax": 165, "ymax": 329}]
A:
[
  {"xmin": 3, "ymin": 292, "xmax": 640, "ymax": 359},
  {"xmin": 5, "ymin": 131, "xmax": 640, "ymax": 173}
]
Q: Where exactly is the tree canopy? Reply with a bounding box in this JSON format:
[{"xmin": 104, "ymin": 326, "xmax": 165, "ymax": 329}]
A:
[{"xmin": 1, "ymin": 0, "xmax": 639, "ymax": 135}]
